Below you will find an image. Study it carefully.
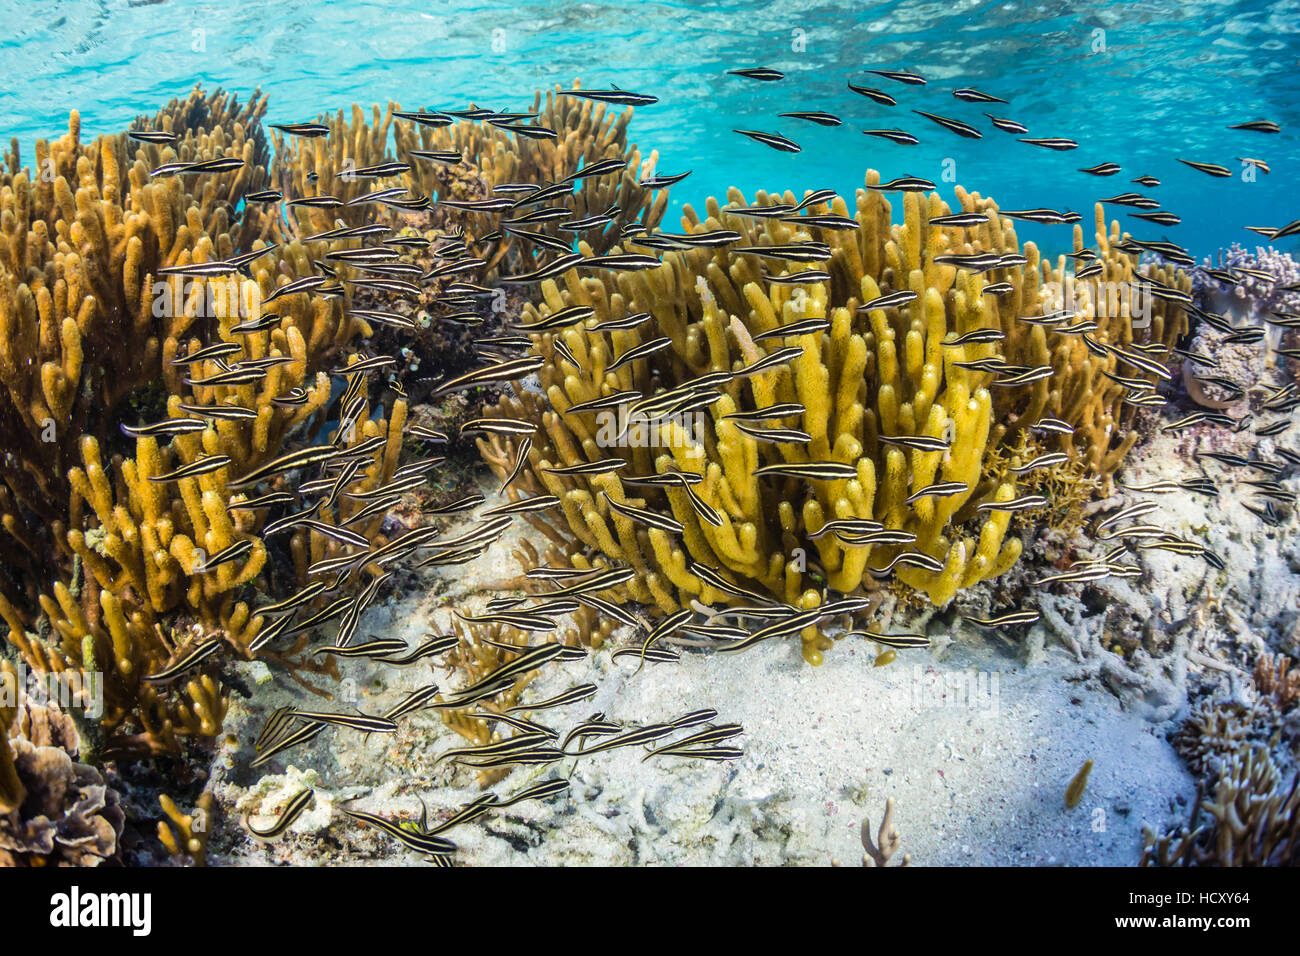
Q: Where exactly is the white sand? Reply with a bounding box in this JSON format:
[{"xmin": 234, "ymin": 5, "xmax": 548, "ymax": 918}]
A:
[{"xmin": 208, "ymin": 586, "xmax": 1199, "ymax": 865}]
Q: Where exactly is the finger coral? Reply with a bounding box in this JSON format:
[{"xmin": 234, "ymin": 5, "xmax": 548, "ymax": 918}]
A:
[
  {"xmin": 271, "ymin": 84, "xmax": 668, "ymax": 278},
  {"xmin": 158, "ymin": 790, "xmax": 215, "ymax": 866},
  {"xmin": 0, "ymin": 95, "xmax": 287, "ymax": 615},
  {"xmin": 477, "ymin": 173, "xmax": 1186, "ymax": 662},
  {"xmin": 395, "ymin": 83, "xmax": 668, "ymax": 272},
  {"xmin": 1253, "ymin": 652, "xmax": 1300, "ymax": 713},
  {"xmin": 861, "ymin": 796, "xmax": 908, "ymax": 866},
  {"xmin": 0, "ymin": 95, "xmax": 366, "ymax": 755},
  {"xmin": 128, "ymin": 85, "xmax": 275, "ymax": 247},
  {"xmin": 6, "ymin": 241, "xmax": 362, "ymax": 754}
]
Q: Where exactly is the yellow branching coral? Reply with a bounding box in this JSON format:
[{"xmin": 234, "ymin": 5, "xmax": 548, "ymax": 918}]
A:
[
  {"xmin": 0, "ymin": 96, "xmax": 289, "ymax": 599},
  {"xmin": 478, "ymin": 172, "xmax": 1186, "ymax": 662},
  {"xmin": 954, "ymin": 191, "xmax": 1189, "ymax": 486},
  {"xmin": 0, "ymin": 663, "xmax": 21, "ymax": 814},
  {"xmin": 158, "ymin": 790, "xmax": 215, "ymax": 866},
  {"xmin": 272, "ymin": 85, "xmax": 668, "ymax": 277},
  {"xmin": 0, "ymin": 98, "xmax": 370, "ymax": 754},
  {"xmin": 439, "ymin": 619, "xmax": 540, "ymax": 789},
  {"xmin": 0, "ymin": 113, "xmax": 201, "ymax": 534},
  {"xmin": 129, "ymin": 85, "xmax": 275, "ymax": 247},
  {"xmin": 395, "ymin": 83, "xmax": 668, "ymax": 269},
  {"xmin": 271, "ymin": 102, "xmax": 398, "ymax": 222},
  {"xmin": 5, "ymin": 237, "xmax": 361, "ymax": 752}
]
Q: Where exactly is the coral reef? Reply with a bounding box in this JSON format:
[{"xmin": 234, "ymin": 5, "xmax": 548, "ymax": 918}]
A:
[
  {"xmin": 0, "ymin": 85, "xmax": 274, "ymax": 555},
  {"xmin": 1145, "ymin": 651, "xmax": 1300, "ymax": 866},
  {"xmin": 0, "ymin": 670, "xmax": 125, "ymax": 866},
  {"xmin": 0, "ymin": 93, "xmax": 368, "ymax": 756},
  {"xmin": 477, "ymin": 177, "xmax": 1186, "ymax": 662},
  {"xmin": 1179, "ymin": 243, "xmax": 1300, "ymax": 412},
  {"xmin": 1172, "ymin": 699, "xmax": 1261, "ymax": 781},
  {"xmin": 3, "ymin": 82, "xmax": 658, "ymax": 772},
  {"xmin": 6, "ymin": 75, "xmax": 1272, "ymax": 872},
  {"xmin": 1172, "ymin": 653, "xmax": 1299, "ymax": 780},
  {"xmin": 263, "ymin": 84, "xmax": 671, "ymax": 466},
  {"xmin": 1141, "ymin": 742, "xmax": 1299, "ymax": 866}
]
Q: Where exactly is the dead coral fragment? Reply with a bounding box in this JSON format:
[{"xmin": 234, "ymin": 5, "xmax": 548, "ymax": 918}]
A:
[{"xmin": 861, "ymin": 796, "xmax": 909, "ymax": 867}]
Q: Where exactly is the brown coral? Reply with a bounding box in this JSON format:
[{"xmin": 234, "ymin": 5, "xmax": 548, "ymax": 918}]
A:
[
  {"xmin": 0, "ymin": 93, "xmax": 368, "ymax": 755},
  {"xmin": 271, "ymin": 84, "xmax": 668, "ymax": 279},
  {"xmin": 0, "ymin": 683, "xmax": 124, "ymax": 867},
  {"xmin": 860, "ymin": 796, "xmax": 908, "ymax": 866},
  {"xmin": 1141, "ymin": 743, "xmax": 1299, "ymax": 867}
]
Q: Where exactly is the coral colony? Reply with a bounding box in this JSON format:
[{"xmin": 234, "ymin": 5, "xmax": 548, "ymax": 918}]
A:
[{"xmin": 0, "ymin": 78, "xmax": 1297, "ymax": 868}]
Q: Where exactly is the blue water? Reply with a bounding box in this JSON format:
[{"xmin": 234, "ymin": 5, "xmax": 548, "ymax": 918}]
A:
[{"xmin": 2, "ymin": 0, "xmax": 1298, "ymax": 257}]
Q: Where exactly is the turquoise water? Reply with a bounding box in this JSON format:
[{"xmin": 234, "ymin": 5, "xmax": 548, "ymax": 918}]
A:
[{"xmin": 2, "ymin": 0, "xmax": 1298, "ymax": 256}]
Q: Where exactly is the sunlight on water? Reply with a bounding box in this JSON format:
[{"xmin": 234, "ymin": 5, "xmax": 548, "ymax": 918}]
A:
[{"xmin": 0, "ymin": 0, "xmax": 1297, "ymax": 254}]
